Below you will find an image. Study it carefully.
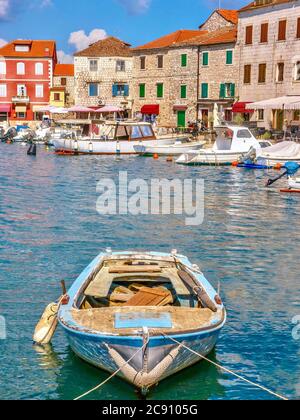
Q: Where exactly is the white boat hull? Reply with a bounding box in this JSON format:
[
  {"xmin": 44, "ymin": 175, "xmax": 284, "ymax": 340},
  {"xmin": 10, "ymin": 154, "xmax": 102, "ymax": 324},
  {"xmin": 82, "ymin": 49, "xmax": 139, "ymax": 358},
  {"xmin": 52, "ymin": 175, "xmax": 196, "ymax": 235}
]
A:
[
  {"xmin": 177, "ymin": 150, "xmax": 247, "ymax": 165},
  {"xmin": 53, "ymin": 137, "xmax": 177, "ymax": 155},
  {"xmin": 134, "ymin": 141, "xmax": 205, "ymax": 156},
  {"xmin": 288, "ymin": 177, "xmax": 300, "ymax": 190}
]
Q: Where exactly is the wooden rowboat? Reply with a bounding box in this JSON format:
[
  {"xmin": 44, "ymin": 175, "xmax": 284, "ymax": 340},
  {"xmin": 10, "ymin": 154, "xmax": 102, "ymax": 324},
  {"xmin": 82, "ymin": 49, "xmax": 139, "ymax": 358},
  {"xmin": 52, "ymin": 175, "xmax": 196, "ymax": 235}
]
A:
[{"xmin": 57, "ymin": 251, "xmax": 226, "ymax": 395}]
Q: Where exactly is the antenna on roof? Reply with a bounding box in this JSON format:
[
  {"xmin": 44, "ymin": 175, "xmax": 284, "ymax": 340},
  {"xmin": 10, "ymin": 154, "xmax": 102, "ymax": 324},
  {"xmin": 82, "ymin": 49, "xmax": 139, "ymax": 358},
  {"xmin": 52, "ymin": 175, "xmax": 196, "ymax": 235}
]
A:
[{"xmin": 218, "ymin": 0, "xmax": 221, "ymax": 9}]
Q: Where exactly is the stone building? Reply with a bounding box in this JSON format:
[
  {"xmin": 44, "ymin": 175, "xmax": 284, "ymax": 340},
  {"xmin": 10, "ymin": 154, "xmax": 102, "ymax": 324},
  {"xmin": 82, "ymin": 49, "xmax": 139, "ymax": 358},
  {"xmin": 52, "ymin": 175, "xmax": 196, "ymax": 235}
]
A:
[
  {"xmin": 51, "ymin": 64, "xmax": 74, "ymax": 108},
  {"xmin": 74, "ymin": 37, "xmax": 133, "ymax": 115},
  {"xmin": 132, "ymin": 9, "xmax": 238, "ymax": 127},
  {"xmin": 237, "ymin": 0, "xmax": 300, "ymax": 129}
]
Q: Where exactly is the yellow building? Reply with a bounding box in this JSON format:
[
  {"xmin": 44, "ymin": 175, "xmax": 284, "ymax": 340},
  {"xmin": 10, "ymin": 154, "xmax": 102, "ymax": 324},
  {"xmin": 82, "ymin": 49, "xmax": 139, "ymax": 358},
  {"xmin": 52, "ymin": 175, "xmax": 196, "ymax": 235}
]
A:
[
  {"xmin": 50, "ymin": 64, "xmax": 75, "ymax": 108},
  {"xmin": 50, "ymin": 87, "xmax": 66, "ymax": 107}
]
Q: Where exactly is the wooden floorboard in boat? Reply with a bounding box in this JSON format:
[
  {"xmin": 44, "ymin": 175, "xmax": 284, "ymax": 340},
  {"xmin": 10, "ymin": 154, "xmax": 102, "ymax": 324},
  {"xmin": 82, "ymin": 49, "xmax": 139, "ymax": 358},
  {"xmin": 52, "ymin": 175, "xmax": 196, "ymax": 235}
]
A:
[{"xmin": 71, "ymin": 306, "xmax": 218, "ymax": 335}]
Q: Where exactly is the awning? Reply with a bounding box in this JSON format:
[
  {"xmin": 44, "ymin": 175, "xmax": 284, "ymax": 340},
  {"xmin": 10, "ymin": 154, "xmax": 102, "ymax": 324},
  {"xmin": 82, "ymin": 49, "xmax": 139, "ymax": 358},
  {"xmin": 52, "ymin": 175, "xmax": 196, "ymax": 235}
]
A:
[
  {"xmin": 285, "ymin": 102, "xmax": 300, "ymax": 110},
  {"xmin": 141, "ymin": 105, "xmax": 160, "ymax": 115},
  {"xmin": 0, "ymin": 105, "xmax": 11, "ymax": 113},
  {"xmin": 173, "ymin": 105, "xmax": 188, "ymax": 111},
  {"xmin": 15, "ymin": 106, "xmax": 27, "ymax": 113},
  {"xmin": 232, "ymin": 102, "xmax": 253, "ymax": 113},
  {"xmin": 247, "ymin": 96, "xmax": 300, "ymax": 110}
]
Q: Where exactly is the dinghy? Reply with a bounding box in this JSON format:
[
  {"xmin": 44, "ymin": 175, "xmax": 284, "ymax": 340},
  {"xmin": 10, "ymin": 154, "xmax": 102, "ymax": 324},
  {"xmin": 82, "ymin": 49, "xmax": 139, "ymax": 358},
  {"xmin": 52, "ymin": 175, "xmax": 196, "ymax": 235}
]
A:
[
  {"xmin": 133, "ymin": 140, "xmax": 205, "ymax": 157},
  {"xmin": 57, "ymin": 250, "xmax": 226, "ymax": 394}
]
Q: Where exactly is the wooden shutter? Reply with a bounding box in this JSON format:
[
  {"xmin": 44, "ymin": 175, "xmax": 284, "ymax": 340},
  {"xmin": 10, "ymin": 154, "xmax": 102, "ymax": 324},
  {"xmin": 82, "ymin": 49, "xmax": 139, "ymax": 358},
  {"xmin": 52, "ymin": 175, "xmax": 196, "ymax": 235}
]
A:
[
  {"xmin": 181, "ymin": 54, "xmax": 187, "ymax": 67},
  {"xmin": 140, "ymin": 56, "xmax": 146, "ymax": 70},
  {"xmin": 112, "ymin": 84, "xmax": 118, "ymax": 97},
  {"xmin": 220, "ymin": 84, "xmax": 226, "ymax": 99},
  {"xmin": 157, "ymin": 83, "xmax": 163, "ymax": 98},
  {"xmin": 202, "ymin": 52, "xmax": 209, "ymax": 66},
  {"xmin": 244, "ymin": 65, "xmax": 251, "ymax": 84},
  {"xmin": 245, "ymin": 26, "xmax": 253, "ymax": 44},
  {"xmin": 278, "ymin": 20, "xmax": 287, "ymax": 41},
  {"xmin": 124, "ymin": 85, "xmax": 129, "ymax": 97},
  {"xmin": 158, "ymin": 55, "xmax": 164, "ymax": 69},
  {"xmin": 181, "ymin": 85, "xmax": 187, "ymax": 99},
  {"xmin": 297, "ymin": 18, "xmax": 300, "ymax": 39},
  {"xmin": 226, "ymin": 50, "xmax": 233, "ymax": 65},
  {"xmin": 139, "ymin": 84, "xmax": 145, "ymax": 98},
  {"xmin": 230, "ymin": 83, "xmax": 235, "ymax": 98},
  {"xmin": 258, "ymin": 63, "xmax": 266, "ymax": 83},
  {"xmin": 260, "ymin": 23, "xmax": 269, "ymax": 43},
  {"xmin": 201, "ymin": 83, "xmax": 208, "ymax": 99}
]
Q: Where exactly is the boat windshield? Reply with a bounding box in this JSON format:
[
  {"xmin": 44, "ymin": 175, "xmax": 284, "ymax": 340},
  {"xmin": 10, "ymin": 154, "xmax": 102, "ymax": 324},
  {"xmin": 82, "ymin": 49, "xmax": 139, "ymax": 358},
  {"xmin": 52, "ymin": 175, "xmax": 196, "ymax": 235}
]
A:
[
  {"xmin": 236, "ymin": 129, "xmax": 252, "ymax": 139},
  {"xmin": 214, "ymin": 128, "xmax": 233, "ymax": 151}
]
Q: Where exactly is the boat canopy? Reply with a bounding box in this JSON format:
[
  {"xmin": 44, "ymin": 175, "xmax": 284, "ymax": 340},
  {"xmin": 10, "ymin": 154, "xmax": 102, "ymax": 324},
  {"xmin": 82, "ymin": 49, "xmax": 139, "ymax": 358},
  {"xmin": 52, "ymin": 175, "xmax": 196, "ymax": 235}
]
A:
[{"xmin": 262, "ymin": 141, "xmax": 300, "ymax": 158}]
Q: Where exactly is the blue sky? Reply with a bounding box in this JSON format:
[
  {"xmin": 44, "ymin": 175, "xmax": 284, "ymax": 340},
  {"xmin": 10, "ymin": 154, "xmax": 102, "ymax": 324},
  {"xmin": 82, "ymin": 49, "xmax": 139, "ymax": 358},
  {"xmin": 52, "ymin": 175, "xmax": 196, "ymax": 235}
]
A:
[{"xmin": 0, "ymin": 0, "xmax": 246, "ymax": 62}]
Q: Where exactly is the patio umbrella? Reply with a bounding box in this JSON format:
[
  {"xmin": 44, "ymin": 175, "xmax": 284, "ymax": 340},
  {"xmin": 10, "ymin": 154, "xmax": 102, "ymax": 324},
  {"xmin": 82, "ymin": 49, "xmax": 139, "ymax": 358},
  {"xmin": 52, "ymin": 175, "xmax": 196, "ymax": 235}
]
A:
[
  {"xmin": 95, "ymin": 105, "xmax": 122, "ymax": 113},
  {"xmin": 67, "ymin": 105, "xmax": 94, "ymax": 113}
]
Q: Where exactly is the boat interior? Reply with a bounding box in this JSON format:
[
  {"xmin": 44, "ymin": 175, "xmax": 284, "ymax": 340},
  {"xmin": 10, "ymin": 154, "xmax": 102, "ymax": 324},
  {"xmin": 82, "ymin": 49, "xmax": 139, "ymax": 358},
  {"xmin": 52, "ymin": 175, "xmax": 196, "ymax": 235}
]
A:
[{"xmin": 71, "ymin": 257, "xmax": 223, "ymax": 335}]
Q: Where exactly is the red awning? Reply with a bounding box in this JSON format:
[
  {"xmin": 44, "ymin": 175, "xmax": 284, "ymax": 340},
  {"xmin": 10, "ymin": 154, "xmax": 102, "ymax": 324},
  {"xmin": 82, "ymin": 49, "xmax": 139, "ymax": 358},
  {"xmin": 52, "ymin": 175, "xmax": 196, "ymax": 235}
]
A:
[
  {"xmin": 232, "ymin": 102, "xmax": 253, "ymax": 113},
  {"xmin": 141, "ymin": 105, "xmax": 160, "ymax": 115},
  {"xmin": 0, "ymin": 105, "xmax": 11, "ymax": 113}
]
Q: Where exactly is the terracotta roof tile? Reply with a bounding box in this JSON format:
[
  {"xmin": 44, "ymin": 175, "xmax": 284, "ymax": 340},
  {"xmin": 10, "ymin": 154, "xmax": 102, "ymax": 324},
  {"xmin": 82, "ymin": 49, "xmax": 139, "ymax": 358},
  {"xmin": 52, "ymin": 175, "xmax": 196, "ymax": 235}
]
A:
[
  {"xmin": 217, "ymin": 9, "xmax": 238, "ymax": 24},
  {"xmin": 74, "ymin": 37, "xmax": 132, "ymax": 57},
  {"xmin": 239, "ymin": 0, "xmax": 293, "ymax": 13},
  {"xmin": 133, "ymin": 30, "xmax": 207, "ymax": 51},
  {"xmin": 177, "ymin": 27, "xmax": 237, "ymax": 47},
  {"xmin": 0, "ymin": 40, "xmax": 56, "ymax": 58},
  {"xmin": 54, "ymin": 64, "xmax": 74, "ymax": 76}
]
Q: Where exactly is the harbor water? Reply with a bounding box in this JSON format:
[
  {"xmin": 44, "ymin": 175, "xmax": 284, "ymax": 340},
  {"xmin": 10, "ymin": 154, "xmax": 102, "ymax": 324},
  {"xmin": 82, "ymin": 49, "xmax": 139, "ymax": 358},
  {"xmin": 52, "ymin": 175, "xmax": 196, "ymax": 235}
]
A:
[{"xmin": 0, "ymin": 143, "xmax": 299, "ymax": 400}]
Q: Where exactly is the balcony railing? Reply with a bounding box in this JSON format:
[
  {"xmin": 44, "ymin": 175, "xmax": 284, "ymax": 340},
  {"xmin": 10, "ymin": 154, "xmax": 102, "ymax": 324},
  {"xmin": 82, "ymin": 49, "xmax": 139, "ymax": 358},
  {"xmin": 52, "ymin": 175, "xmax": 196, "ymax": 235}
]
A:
[{"xmin": 12, "ymin": 95, "xmax": 30, "ymax": 103}]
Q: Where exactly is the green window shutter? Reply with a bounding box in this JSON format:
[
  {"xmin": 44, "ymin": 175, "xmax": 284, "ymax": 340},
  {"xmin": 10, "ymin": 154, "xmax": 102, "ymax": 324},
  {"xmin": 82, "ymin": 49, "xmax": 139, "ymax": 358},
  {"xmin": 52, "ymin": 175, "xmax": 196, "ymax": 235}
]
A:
[
  {"xmin": 139, "ymin": 84, "xmax": 145, "ymax": 98},
  {"xmin": 201, "ymin": 83, "xmax": 208, "ymax": 99},
  {"xmin": 226, "ymin": 50, "xmax": 233, "ymax": 65},
  {"xmin": 220, "ymin": 83, "xmax": 226, "ymax": 99},
  {"xmin": 181, "ymin": 85, "xmax": 187, "ymax": 99},
  {"xmin": 230, "ymin": 83, "xmax": 235, "ymax": 98},
  {"xmin": 157, "ymin": 83, "xmax": 164, "ymax": 98},
  {"xmin": 202, "ymin": 52, "xmax": 209, "ymax": 66},
  {"xmin": 181, "ymin": 54, "xmax": 187, "ymax": 67}
]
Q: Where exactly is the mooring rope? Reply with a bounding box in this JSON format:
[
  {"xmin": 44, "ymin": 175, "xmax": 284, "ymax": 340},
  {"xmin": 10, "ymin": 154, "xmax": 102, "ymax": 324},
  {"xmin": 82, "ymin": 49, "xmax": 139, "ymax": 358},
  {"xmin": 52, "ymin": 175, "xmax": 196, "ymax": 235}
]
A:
[
  {"xmin": 161, "ymin": 333, "xmax": 288, "ymax": 401},
  {"xmin": 73, "ymin": 337, "xmax": 150, "ymax": 401}
]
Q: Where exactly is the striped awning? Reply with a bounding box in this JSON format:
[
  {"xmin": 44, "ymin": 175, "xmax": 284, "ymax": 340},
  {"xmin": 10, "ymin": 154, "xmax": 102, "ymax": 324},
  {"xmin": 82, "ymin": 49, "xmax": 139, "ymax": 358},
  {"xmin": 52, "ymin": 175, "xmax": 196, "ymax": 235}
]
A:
[{"xmin": 246, "ymin": 96, "xmax": 300, "ymax": 110}]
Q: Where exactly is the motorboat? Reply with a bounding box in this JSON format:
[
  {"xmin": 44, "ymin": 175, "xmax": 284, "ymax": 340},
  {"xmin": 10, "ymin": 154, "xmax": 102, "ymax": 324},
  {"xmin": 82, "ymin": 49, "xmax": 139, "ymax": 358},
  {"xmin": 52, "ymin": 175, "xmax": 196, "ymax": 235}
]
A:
[
  {"xmin": 57, "ymin": 250, "xmax": 226, "ymax": 395},
  {"xmin": 53, "ymin": 121, "xmax": 191, "ymax": 155},
  {"xmin": 133, "ymin": 140, "xmax": 205, "ymax": 156},
  {"xmin": 13, "ymin": 128, "xmax": 35, "ymax": 143},
  {"xmin": 258, "ymin": 141, "xmax": 300, "ymax": 165},
  {"xmin": 176, "ymin": 125, "xmax": 270, "ymax": 166}
]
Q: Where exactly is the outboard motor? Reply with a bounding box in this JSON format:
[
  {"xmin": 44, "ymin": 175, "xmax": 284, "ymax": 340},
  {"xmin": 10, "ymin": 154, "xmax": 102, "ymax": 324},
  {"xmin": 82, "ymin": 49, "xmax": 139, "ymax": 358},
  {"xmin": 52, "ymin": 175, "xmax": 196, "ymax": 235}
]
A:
[{"xmin": 266, "ymin": 162, "xmax": 299, "ymax": 187}]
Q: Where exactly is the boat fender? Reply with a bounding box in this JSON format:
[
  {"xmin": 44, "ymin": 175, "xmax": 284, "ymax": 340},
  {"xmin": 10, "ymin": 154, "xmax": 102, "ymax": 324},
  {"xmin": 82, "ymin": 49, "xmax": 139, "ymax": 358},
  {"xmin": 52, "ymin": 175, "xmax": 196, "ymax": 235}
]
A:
[
  {"xmin": 274, "ymin": 163, "xmax": 282, "ymax": 170},
  {"xmin": 33, "ymin": 302, "xmax": 59, "ymax": 345},
  {"xmin": 215, "ymin": 295, "xmax": 222, "ymax": 305},
  {"xmin": 153, "ymin": 154, "xmax": 159, "ymax": 160}
]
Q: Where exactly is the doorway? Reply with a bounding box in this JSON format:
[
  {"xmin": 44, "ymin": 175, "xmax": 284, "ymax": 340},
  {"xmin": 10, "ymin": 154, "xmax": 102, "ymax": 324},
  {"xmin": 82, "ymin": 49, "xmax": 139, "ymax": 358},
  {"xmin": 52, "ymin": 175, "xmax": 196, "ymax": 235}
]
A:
[{"xmin": 177, "ymin": 110, "xmax": 186, "ymax": 128}]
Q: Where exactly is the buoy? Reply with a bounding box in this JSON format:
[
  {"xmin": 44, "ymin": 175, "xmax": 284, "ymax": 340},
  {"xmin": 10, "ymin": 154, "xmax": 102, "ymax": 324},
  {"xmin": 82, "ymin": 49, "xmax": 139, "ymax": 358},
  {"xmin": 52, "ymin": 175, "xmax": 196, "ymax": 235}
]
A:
[
  {"xmin": 33, "ymin": 302, "xmax": 59, "ymax": 345},
  {"xmin": 27, "ymin": 144, "xmax": 37, "ymax": 156},
  {"xmin": 232, "ymin": 161, "xmax": 239, "ymax": 167},
  {"xmin": 153, "ymin": 153, "xmax": 159, "ymax": 160},
  {"xmin": 274, "ymin": 163, "xmax": 282, "ymax": 170}
]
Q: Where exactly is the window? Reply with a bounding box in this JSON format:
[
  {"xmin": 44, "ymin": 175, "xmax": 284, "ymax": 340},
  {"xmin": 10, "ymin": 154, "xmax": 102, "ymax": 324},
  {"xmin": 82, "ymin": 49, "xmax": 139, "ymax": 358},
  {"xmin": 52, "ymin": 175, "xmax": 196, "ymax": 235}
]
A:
[
  {"xmin": 245, "ymin": 25, "xmax": 253, "ymax": 45},
  {"xmin": 295, "ymin": 61, "xmax": 300, "ymax": 81},
  {"xmin": 16, "ymin": 112, "xmax": 26, "ymax": 119},
  {"xmin": 220, "ymin": 83, "xmax": 235, "ymax": 98},
  {"xmin": 180, "ymin": 85, "xmax": 187, "ymax": 99},
  {"xmin": 181, "ymin": 54, "xmax": 187, "ymax": 67},
  {"xmin": 244, "ymin": 64, "xmax": 252, "ymax": 84},
  {"xmin": 293, "ymin": 110, "xmax": 300, "ymax": 121},
  {"xmin": 112, "ymin": 84, "xmax": 129, "ymax": 97},
  {"xmin": 17, "ymin": 62, "xmax": 25, "ymax": 75},
  {"xmin": 35, "ymin": 63, "xmax": 43, "ymax": 75},
  {"xmin": 276, "ymin": 62, "xmax": 284, "ymax": 82},
  {"xmin": 226, "ymin": 50, "xmax": 233, "ymax": 65},
  {"xmin": 297, "ymin": 18, "xmax": 300, "ymax": 39},
  {"xmin": 0, "ymin": 84, "xmax": 7, "ymax": 97},
  {"xmin": 15, "ymin": 45, "xmax": 29, "ymax": 52},
  {"xmin": 278, "ymin": 20, "xmax": 287, "ymax": 41},
  {"xmin": 0, "ymin": 61, "xmax": 6, "ymax": 75},
  {"xmin": 89, "ymin": 83, "xmax": 99, "ymax": 96},
  {"xmin": 201, "ymin": 83, "xmax": 208, "ymax": 99},
  {"xmin": 202, "ymin": 52, "xmax": 209, "ymax": 66},
  {"xmin": 157, "ymin": 83, "xmax": 164, "ymax": 98},
  {"xmin": 54, "ymin": 93, "xmax": 60, "ymax": 101},
  {"xmin": 139, "ymin": 84, "xmax": 145, "ymax": 98},
  {"xmin": 258, "ymin": 63, "xmax": 267, "ymax": 83},
  {"xmin": 258, "ymin": 109, "xmax": 264, "ymax": 121},
  {"xmin": 61, "ymin": 78, "xmax": 67, "ymax": 86},
  {"xmin": 17, "ymin": 85, "xmax": 26, "ymax": 97},
  {"xmin": 116, "ymin": 60, "xmax": 126, "ymax": 72},
  {"xmin": 157, "ymin": 55, "xmax": 164, "ymax": 69},
  {"xmin": 35, "ymin": 85, "xmax": 44, "ymax": 98},
  {"xmin": 89, "ymin": 60, "xmax": 98, "ymax": 72},
  {"xmin": 237, "ymin": 129, "xmax": 252, "ymax": 139},
  {"xmin": 260, "ymin": 23, "xmax": 269, "ymax": 43},
  {"xmin": 140, "ymin": 56, "xmax": 146, "ymax": 70}
]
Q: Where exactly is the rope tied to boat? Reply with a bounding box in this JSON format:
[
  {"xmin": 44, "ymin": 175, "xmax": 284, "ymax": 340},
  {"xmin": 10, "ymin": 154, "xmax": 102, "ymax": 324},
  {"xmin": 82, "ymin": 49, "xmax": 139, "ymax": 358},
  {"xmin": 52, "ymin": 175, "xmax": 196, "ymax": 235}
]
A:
[
  {"xmin": 73, "ymin": 336, "xmax": 150, "ymax": 401},
  {"xmin": 161, "ymin": 333, "xmax": 289, "ymax": 401}
]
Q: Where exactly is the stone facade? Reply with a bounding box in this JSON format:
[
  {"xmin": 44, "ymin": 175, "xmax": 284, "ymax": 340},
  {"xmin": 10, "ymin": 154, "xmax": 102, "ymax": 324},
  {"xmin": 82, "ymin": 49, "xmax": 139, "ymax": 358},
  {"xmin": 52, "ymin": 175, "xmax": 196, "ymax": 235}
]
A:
[
  {"xmin": 53, "ymin": 74, "xmax": 74, "ymax": 107},
  {"xmin": 237, "ymin": 0, "xmax": 300, "ymax": 128},
  {"xmin": 200, "ymin": 10, "xmax": 236, "ymax": 32},
  {"xmin": 74, "ymin": 55, "xmax": 133, "ymax": 112}
]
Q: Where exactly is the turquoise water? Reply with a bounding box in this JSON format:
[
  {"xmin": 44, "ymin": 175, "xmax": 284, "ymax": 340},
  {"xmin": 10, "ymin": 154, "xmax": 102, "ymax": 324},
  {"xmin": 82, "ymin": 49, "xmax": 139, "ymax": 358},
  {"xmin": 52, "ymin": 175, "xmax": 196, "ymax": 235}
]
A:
[{"xmin": 0, "ymin": 143, "xmax": 299, "ymax": 400}]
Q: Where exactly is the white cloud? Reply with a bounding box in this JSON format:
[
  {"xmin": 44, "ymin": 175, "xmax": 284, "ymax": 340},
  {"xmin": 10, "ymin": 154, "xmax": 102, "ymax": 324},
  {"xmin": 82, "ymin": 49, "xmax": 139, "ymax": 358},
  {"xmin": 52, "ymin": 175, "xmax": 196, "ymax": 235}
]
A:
[
  {"xmin": 0, "ymin": 0, "xmax": 10, "ymax": 19},
  {"xmin": 57, "ymin": 50, "xmax": 73, "ymax": 64},
  {"xmin": 0, "ymin": 38, "xmax": 7, "ymax": 47},
  {"xmin": 117, "ymin": 0, "xmax": 151, "ymax": 15},
  {"xmin": 68, "ymin": 28, "xmax": 107, "ymax": 51}
]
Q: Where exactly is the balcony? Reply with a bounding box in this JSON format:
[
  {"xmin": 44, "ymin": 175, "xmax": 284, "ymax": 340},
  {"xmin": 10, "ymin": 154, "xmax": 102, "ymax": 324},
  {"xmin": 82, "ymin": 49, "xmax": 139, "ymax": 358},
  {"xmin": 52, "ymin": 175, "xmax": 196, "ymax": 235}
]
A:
[{"xmin": 12, "ymin": 95, "xmax": 30, "ymax": 104}]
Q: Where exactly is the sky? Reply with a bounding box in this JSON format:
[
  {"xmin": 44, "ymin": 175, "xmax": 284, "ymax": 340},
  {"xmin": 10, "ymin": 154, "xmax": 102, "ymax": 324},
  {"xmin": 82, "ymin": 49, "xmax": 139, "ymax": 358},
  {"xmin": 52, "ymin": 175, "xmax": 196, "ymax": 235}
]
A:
[{"xmin": 0, "ymin": 0, "xmax": 246, "ymax": 63}]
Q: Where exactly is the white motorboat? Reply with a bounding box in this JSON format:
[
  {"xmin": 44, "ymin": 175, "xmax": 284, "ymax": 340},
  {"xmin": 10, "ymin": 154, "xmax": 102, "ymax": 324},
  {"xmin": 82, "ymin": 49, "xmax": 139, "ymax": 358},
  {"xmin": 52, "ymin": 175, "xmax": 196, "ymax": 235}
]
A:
[
  {"xmin": 258, "ymin": 141, "xmax": 300, "ymax": 166},
  {"xmin": 288, "ymin": 176, "xmax": 300, "ymax": 190},
  {"xmin": 34, "ymin": 127, "xmax": 51, "ymax": 143},
  {"xmin": 133, "ymin": 140, "xmax": 205, "ymax": 156},
  {"xmin": 53, "ymin": 121, "xmax": 190, "ymax": 155},
  {"xmin": 176, "ymin": 125, "xmax": 269, "ymax": 166},
  {"xmin": 14, "ymin": 128, "xmax": 35, "ymax": 143}
]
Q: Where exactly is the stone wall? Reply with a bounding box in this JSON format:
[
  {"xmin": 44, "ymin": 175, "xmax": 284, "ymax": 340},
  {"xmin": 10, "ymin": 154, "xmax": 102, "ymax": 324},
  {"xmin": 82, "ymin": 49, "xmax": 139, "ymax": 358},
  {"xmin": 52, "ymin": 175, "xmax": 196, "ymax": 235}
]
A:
[
  {"xmin": 201, "ymin": 11, "xmax": 235, "ymax": 32},
  {"xmin": 74, "ymin": 56, "xmax": 133, "ymax": 111},
  {"xmin": 237, "ymin": 1, "xmax": 300, "ymax": 127},
  {"xmin": 53, "ymin": 75, "xmax": 75, "ymax": 106}
]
